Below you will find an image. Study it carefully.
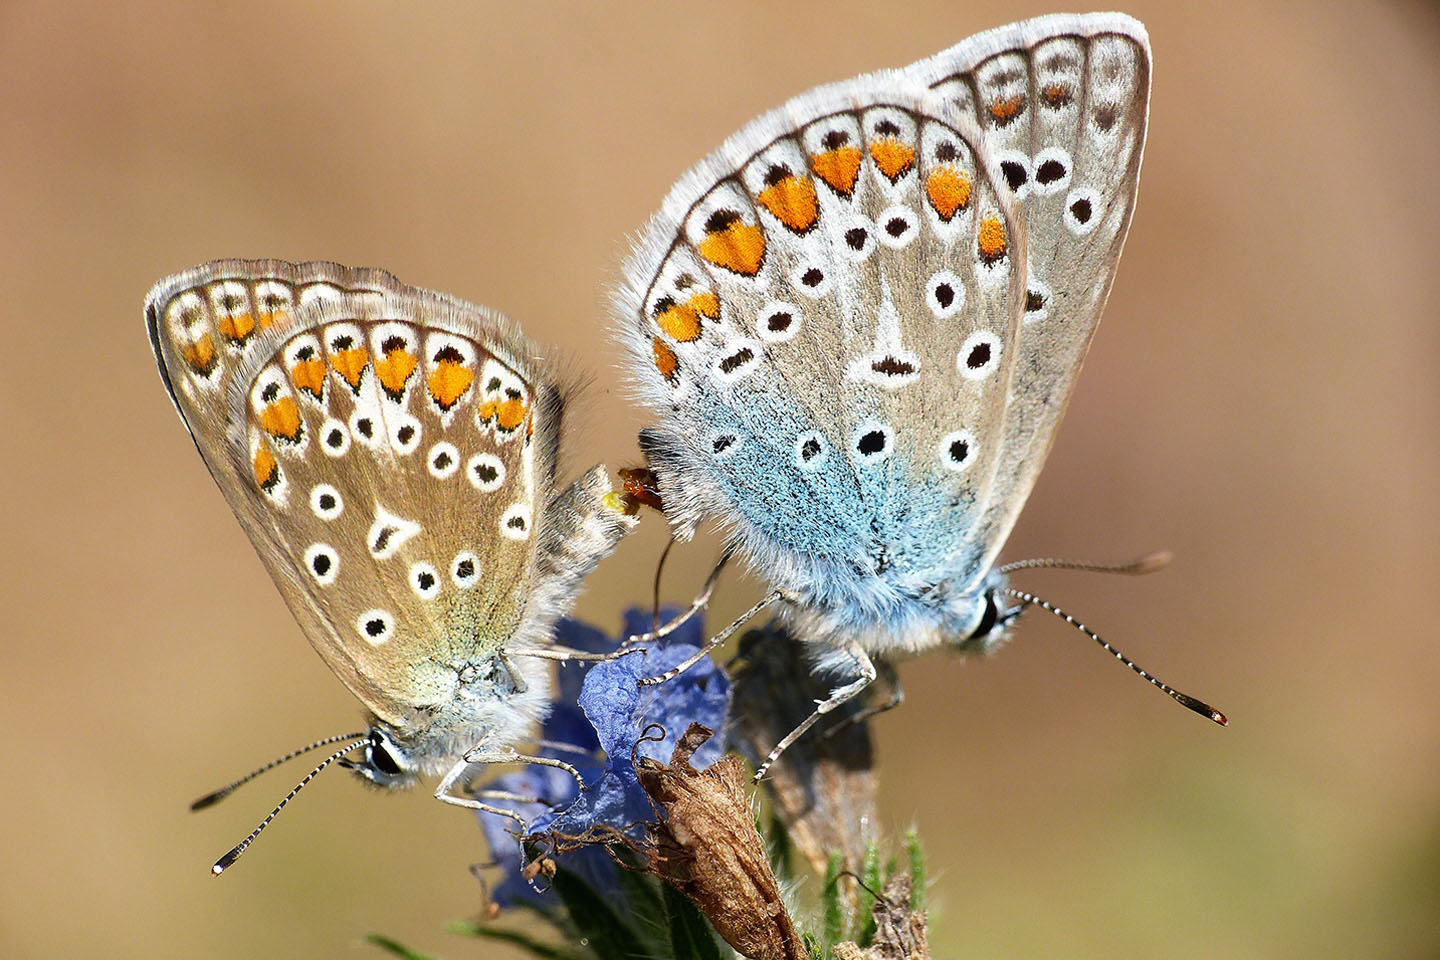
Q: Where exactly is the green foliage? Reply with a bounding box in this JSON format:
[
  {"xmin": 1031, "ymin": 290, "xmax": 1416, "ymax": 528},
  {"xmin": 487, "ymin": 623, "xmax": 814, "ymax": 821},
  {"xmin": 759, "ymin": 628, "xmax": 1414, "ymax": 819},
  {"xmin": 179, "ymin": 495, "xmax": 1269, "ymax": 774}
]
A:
[{"xmin": 368, "ymin": 821, "xmax": 931, "ymax": 960}]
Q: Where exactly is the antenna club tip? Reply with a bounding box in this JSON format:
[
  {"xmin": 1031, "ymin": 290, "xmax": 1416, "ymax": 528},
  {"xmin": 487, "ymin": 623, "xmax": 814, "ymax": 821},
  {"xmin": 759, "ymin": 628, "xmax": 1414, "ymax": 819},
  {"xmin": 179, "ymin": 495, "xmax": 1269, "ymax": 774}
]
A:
[
  {"xmin": 213, "ymin": 848, "xmax": 242, "ymax": 876},
  {"xmin": 1211, "ymin": 710, "xmax": 1229, "ymax": 726},
  {"xmin": 1135, "ymin": 550, "xmax": 1174, "ymax": 573},
  {"xmin": 210, "ymin": 863, "xmax": 226, "ymax": 877},
  {"xmin": 190, "ymin": 791, "xmax": 227, "ymax": 812}
]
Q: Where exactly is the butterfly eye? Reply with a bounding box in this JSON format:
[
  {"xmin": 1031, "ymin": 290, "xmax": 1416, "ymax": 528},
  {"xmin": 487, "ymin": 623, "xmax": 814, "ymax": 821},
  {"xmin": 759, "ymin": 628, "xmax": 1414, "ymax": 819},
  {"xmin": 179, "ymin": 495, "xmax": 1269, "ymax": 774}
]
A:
[
  {"xmin": 303, "ymin": 543, "xmax": 339, "ymax": 586},
  {"xmin": 926, "ymin": 271, "xmax": 965, "ymax": 319},
  {"xmin": 309, "ymin": 484, "xmax": 343, "ymax": 520},
  {"xmin": 938, "ymin": 429, "xmax": 977, "ymax": 473},
  {"xmin": 957, "ymin": 331, "xmax": 1002, "ymax": 381},
  {"xmin": 368, "ymin": 733, "xmax": 403, "ymax": 776},
  {"xmin": 451, "ymin": 551, "xmax": 480, "ymax": 588}
]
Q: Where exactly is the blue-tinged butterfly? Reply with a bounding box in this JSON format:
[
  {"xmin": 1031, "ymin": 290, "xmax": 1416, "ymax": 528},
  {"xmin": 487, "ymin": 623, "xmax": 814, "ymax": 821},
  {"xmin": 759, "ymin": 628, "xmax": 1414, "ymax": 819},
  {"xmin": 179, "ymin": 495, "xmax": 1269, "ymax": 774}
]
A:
[
  {"xmin": 613, "ymin": 13, "xmax": 1224, "ymax": 777},
  {"xmin": 147, "ymin": 260, "xmax": 637, "ymax": 871}
]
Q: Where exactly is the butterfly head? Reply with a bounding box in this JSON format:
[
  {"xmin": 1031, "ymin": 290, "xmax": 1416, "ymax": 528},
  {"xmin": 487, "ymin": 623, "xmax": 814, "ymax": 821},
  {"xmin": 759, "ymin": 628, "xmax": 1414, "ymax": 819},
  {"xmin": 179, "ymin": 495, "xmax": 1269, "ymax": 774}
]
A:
[
  {"xmin": 948, "ymin": 568, "xmax": 1018, "ymax": 654},
  {"xmin": 344, "ymin": 726, "xmax": 421, "ymax": 789}
]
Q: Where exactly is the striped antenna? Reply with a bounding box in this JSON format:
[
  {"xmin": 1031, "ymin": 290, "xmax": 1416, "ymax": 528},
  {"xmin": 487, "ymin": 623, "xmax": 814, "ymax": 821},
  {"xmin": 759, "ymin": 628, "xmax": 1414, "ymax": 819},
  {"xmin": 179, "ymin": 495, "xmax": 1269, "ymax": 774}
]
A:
[
  {"xmin": 209, "ymin": 734, "xmax": 370, "ymax": 876},
  {"xmin": 1006, "ymin": 587, "xmax": 1228, "ymax": 726},
  {"xmin": 190, "ymin": 731, "xmax": 367, "ymax": 811}
]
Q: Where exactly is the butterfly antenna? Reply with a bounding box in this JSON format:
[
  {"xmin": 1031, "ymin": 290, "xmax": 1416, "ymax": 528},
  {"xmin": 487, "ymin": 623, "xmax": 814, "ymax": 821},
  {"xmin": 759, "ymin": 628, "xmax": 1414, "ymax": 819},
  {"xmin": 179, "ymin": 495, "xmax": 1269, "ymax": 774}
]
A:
[
  {"xmin": 999, "ymin": 550, "xmax": 1172, "ymax": 576},
  {"xmin": 209, "ymin": 734, "xmax": 370, "ymax": 876},
  {"xmin": 1004, "ymin": 587, "xmax": 1228, "ymax": 726},
  {"xmin": 190, "ymin": 731, "xmax": 368, "ymax": 811}
]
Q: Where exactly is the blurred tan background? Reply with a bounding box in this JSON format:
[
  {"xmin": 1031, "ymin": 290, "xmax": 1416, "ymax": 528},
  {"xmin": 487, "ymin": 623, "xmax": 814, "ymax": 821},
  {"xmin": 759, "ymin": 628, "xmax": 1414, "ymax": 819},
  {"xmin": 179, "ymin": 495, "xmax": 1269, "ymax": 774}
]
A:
[{"xmin": 2, "ymin": 1, "xmax": 1436, "ymax": 957}]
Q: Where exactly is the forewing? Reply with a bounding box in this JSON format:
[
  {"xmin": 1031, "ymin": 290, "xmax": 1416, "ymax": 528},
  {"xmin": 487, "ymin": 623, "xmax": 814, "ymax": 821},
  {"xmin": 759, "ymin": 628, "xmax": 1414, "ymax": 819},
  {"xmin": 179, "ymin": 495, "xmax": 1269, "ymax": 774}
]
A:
[
  {"xmin": 906, "ymin": 13, "xmax": 1151, "ymax": 570},
  {"xmin": 147, "ymin": 262, "xmax": 559, "ymax": 726},
  {"xmin": 617, "ymin": 79, "xmax": 1025, "ymax": 595}
]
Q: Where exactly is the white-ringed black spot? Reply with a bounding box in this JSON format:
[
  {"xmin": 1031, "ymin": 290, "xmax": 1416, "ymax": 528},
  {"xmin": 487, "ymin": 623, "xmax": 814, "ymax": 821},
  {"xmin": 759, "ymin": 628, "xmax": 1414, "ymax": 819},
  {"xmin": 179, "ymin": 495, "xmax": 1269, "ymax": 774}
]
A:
[
  {"xmin": 1031, "ymin": 148, "xmax": 1073, "ymax": 196},
  {"xmin": 845, "ymin": 227, "xmax": 868, "ymax": 249},
  {"xmin": 1036, "ymin": 159, "xmax": 1066, "ymax": 184},
  {"xmin": 310, "ymin": 484, "xmax": 343, "ymax": 520},
  {"xmin": 926, "ymin": 270, "xmax": 966, "ymax": 319},
  {"xmin": 793, "ymin": 430, "xmax": 830, "ymax": 472},
  {"xmin": 756, "ymin": 300, "xmax": 802, "ymax": 344},
  {"xmin": 499, "ymin": 504, "xmax": 532, "ymax": 541},
  {"xmin": 852, "ymin": 422, "xmax": 893, "ymax": 463},
  {"xmin": 712, "ymin": 434, "xmax": 737, "ymax": 457},
  {"xmin": 1063, "ymin": 187, "xmax": 1101, "ymax": 235},
  {"xmin": 938, "ymin": 429, "xmax": 978, "ymax": 473},
  {"xmin": 356, "ymin": 609, "xmax": 394, "ymax": 645},
  {"xmin": 428, "ymin": 441, "xmax": 460, "ymax": 479},
  {"xmin": 466, "ymin": 453, "xmax": 506, "ymax": 493},
  {"xmin": 319, "ymin": 418, "xmax": 350, "ymax": 457},
  {"xmin": 304, "ymin": 543, "xmax": 339, "ymax": 586},
  {"xmin": 876, "ymin": 205, "xmax": 917, "ymax": 249},
  {"xmin": 1001, "ymin": 161, "xmax": 1027, "ymax": 192},
  {"xmin": 409, "ymin": 561, "xmax": 441, "ymax": 600},
  {"xmin": 452, "ymin": 551, "xmax": 480, "ymax": 588},
  {"xmin": 791, "ymin": 262, "xmax": 833, "ymax": 298},
  {"xmin": 957, "ymin": 330, "xmax": 1002, "ymax": 380}
]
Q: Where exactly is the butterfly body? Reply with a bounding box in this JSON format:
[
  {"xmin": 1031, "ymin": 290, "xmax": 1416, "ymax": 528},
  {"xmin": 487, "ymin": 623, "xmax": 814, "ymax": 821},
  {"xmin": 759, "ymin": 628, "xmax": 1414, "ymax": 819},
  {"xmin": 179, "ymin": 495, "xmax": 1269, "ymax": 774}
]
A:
[
  {"xmin": 619, "ymin": 14, "xmax": 1149, "ymax": 664},
  {"xmin": 148, "ymin": 260, "xmax": 636, "ymax": 792}
]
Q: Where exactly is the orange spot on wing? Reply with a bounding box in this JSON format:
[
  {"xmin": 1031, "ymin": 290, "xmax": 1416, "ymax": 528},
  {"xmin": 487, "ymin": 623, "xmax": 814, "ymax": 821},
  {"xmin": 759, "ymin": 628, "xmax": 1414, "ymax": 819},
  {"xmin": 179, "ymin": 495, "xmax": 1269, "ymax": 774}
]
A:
[
  {"xmin": 374, "ymin": 347, "xmax": 418, "ymax": 399},
  {"xmin": 688, "ymin": 291, "xmax": 720, "ymax": 320},
  {"xmin": 496, "ymin": 396, "xmax": 527, "ymax": 431},
  {"xmin": 978, "ymin": 216, "xmax": 1008, "ymax": 264},
  {"xmin": 428, "ymin": 360, "xmax": 474, "ymax": 411},
  {"xmin": 655, "ymin": 300, "xmax": 703, "ymax": 343},
  {"xmin": 698, "ymin": 219, "xmax": 766, "ymax": 276},
  {"xmin": 181, "ymin": 334, "xmax": 216, "ymax": 375},
  {"xmin": 1040, "ymin": 84, "xmax": 1072, "ymax": 108},
  {"xmin": 869, "ymin": 137, "xmax": 915, "ymax": 182},
  {"xmin": 478, "ymin": 399, "xmax": 497, "ymax": 421},
  {"xmin": 809, "ymin": 146, "xmax": 861, "ymax": 196},
  {"xmin": 217, "ymin": 313, "xmax": 256, "ymax": 344},
  {"xmin": 257, "ymin": 309, "xmax": 286, "ymax": 330},
  {"xmin": 330, "ymin": 348, "xmax": 368, "ymax": 391},
  {"xmin": 290, "ymin": 359, "xmax": 326, "ymax": 399},
  {"xmin": 926, "ymin": 167, "xmax": 973, "ymax": 221},
  {"xmin": 253, "ymin": 445, "xmax": 279, "ymax": 491},
  {"xmin": 756, "ymin": 175, "xmax": 819, "ymax": 232},
  {"xmin": 652, "ymin": 338, "xmax": 678, "ymax": 383},
  {"xmin": 260, "ymin": 397, "xmax": 303, "ymax": 442},
  {"xmin": 988, "ymin": 95, "xmax": 1026, "ymax": 125}
]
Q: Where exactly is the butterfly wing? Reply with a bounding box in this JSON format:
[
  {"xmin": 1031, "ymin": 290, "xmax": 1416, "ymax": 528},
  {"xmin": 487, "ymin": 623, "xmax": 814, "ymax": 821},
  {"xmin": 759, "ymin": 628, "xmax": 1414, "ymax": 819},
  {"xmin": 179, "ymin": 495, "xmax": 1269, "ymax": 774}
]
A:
[
  {"xmin": 617, "ymin": 78, "xmax": 1026, "ymax": 636},
  {"xmin": 147, "ymin": 261, "xmax": 628, "ymax": 728},
  {"xmin": 905, "ymin": 13, "xmax": 1152, "ymax": 574}
]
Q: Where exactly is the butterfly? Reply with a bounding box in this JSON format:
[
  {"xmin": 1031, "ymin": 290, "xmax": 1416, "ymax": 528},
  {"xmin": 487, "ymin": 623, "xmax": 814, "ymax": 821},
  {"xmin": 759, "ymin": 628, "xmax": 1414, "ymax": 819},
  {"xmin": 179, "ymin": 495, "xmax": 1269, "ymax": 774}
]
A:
[
  {"xmin": 614, "ymin": 13, "xmax": 1224, "ymax": 776},
  {"xmin": 146, "ymin": 260, "xmax": 637, "ymax": 872}
]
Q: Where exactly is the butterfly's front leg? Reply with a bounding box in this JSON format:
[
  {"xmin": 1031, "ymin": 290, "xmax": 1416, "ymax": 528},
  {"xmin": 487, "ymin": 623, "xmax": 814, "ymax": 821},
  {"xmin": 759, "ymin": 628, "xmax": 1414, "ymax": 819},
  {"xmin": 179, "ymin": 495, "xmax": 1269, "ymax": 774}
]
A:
[
  {"xmin": 434, "ymin": 760, "xmax": 528, "ymax": 827},
  {"xmin": 753, "ymin": 640, "xmax": 877, "ymax": 782},
  {"xmin": 822, "ymin": 656, "xmax": 902, "ymax": 738}
]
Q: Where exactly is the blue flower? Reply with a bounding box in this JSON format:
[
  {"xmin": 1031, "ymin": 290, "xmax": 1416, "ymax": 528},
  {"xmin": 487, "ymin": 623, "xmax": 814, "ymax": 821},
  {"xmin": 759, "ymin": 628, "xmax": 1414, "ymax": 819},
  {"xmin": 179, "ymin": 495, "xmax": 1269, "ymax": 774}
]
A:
[{"xmin": 476, "ymin": 608, "xmax": 730, "ymax": 905}]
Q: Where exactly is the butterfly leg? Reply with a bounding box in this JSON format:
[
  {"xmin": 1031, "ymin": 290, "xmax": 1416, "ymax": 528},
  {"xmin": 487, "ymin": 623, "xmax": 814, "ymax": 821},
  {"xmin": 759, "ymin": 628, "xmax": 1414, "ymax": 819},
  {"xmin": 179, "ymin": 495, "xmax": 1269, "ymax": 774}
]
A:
[
  {"xmin": 753, "ymin": 640, "xmax": 876, "ymax": 782},
  {"xmin": 434, "ymin": 760, "xmax": 528, "ymax": 827},
  {"xmin": 622, "ymin": 545, "xmax": 735, "ymax": 648},
  {"xmin": 638, "ymin": 589, "xmax": 782, "ymax": 686},
  {"xmin": 463, "ymin": 747, "xmax": 588, "ymax": 792},
  {"xmin": 822, "ymin": 656, "xmax": 902, "ymax": 738}
]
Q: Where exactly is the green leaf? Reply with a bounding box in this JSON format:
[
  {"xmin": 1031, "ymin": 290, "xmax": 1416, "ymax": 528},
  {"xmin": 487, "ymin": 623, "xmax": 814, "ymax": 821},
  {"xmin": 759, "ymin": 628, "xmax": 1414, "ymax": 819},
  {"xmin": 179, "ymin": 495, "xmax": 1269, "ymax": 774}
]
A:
[
  {"xmin": 365, "ymin": 933, "xmax": 442, "ymax": 960},
  {"xmin": 446, "ymin": 922, "xmax": 587, "ymax": 960},
  {"xmin": 661, "ymin": 882, "xmax": 724, "ymax": 960},
  {"xmin": 857, "ymin": 843, "xmax": 881, "ymax": 945},
  {"xmin": 551, "ymin": 869, "xmax": 656, "ymax": 960},
  {"xmin": 905, "ymin": 830, "xmax": 927, "ymax": 914},
  {"xmin": 822, "ymin": 852, "xmax": 845, "ymax": 948}
]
